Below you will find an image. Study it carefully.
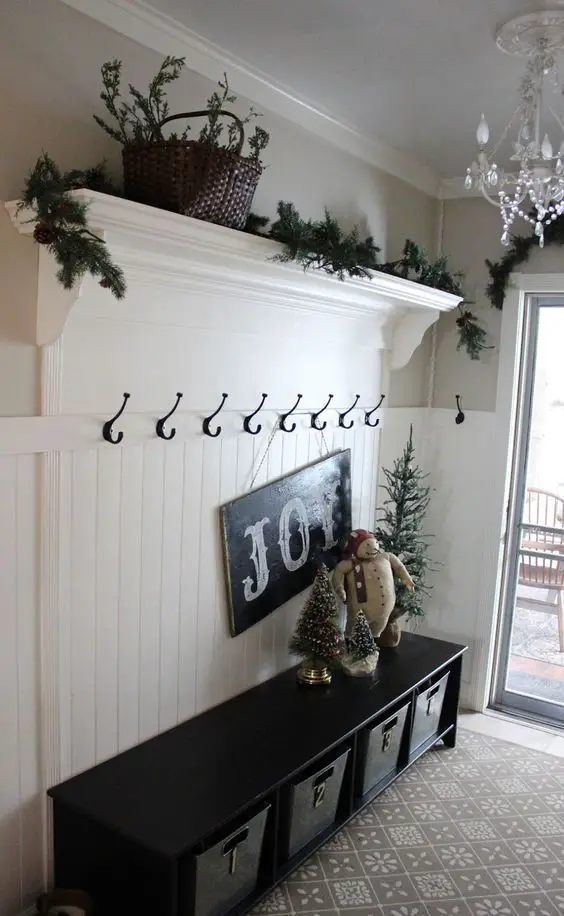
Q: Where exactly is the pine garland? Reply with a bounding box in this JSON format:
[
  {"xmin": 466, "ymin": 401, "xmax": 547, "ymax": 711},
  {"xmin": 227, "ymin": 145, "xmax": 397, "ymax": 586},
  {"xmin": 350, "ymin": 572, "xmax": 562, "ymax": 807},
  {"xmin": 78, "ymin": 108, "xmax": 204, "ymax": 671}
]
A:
[
  {"xmin": 19, "ymin": 154, "xmax": 126, "ymax": 299},
  {"xmin": 246, "ymin": 204, "xmax": 488, "ymax": 360},
  {"xmin": 376, "ymin": 425, "xmax": 434, "ymax": 621},
  {"xmin": 486, "ymin": 217, "xmax": 564, "ymax": 310},
  {"xmin": 269, "ymin": 202, "xmax": 381, "ymax": 280}
]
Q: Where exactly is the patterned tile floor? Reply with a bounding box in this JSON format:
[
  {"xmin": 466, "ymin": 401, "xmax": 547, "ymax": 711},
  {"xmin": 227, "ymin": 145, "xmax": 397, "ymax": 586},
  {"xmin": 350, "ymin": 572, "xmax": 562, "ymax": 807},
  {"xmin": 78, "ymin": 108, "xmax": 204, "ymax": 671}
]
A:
[{"xmin": 253, "ymin": 729, "xmax": 564, "ymax": 916}]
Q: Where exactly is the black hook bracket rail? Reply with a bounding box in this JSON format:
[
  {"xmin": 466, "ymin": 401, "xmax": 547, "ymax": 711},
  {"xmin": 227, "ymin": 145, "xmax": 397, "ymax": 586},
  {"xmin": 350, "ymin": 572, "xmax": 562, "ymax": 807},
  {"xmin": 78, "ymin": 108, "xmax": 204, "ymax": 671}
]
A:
[
  {"xmin": 365, "ymin": 394, "xmax": 385, "ymax": 428},
  {"xmin": 156, "ymin": 392, "xmax": 183, "ymax": 440},
  {"xmin": 243, "ymin": 393, "xmax": 268, "ymax": 435},
  {"xmin": 203, "ymin": 393, "xmax": 228, "ymax": 438},
  {"xmin": 280, "ymin": 394, "xmax": 303, "ymax": 432},
  {"xmin": 455, "ymin": 394, "xmax": 465, "ymax": 425},
  {"xmin": 311, "ymin": 394, "xmax": 334, "ymax": 431},
  {"xmin": 338, "ymin": 394, "xmax": 360, "ymax": 430},
  {"xmin": 102, "ymin": 392, "xmax": 130, "ymax": 444}
]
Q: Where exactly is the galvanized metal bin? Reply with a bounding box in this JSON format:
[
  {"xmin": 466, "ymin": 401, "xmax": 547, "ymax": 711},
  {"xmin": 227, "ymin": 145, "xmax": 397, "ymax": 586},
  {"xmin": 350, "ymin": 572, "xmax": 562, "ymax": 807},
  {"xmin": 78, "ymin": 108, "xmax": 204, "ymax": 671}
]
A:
[
  {"xmin": 285, "ymin": 748, "xmax": 350, "ymax": 858},
  {"xmin": 411, "ymin": 671, "xmax": 450, "ymax": 751},
  {"xmin": 193, "ymin": 804, "xmax": 270, "ymax": 916},
  {"xmin": 358, "ymin": 702, "xmax": 410, "ymax": 796}
]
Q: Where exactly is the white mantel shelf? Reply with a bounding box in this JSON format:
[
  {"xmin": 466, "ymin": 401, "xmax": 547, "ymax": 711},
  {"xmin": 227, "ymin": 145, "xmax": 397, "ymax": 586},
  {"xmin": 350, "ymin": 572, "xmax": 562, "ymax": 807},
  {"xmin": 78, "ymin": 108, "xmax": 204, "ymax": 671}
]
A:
[{"xmin": 5, "ymin": 191, "xmax": 461, "ymax": 366}]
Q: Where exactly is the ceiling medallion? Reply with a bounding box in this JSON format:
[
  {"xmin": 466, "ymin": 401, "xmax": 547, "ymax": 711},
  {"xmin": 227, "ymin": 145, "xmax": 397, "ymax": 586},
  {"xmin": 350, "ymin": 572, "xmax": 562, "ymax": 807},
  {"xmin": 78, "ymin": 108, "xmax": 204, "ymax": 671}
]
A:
[{"xmin": 465, "ymin": 11, "xmax": 564, "ymax": 247}]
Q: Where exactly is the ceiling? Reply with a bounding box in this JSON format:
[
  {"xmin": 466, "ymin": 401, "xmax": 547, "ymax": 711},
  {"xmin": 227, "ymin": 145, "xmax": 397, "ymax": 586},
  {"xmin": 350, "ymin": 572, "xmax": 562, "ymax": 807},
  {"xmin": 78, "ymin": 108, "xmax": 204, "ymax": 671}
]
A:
[{"xmin": 139, "ymin": 0, "xmax": 564, "ymax": 179}]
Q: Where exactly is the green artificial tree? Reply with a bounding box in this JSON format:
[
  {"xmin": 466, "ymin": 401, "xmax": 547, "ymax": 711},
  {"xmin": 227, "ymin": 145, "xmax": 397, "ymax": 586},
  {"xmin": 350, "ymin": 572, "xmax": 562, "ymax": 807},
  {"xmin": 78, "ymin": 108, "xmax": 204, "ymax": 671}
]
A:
[
  {"xmin": 376, "ymin": 426, "xmax": 433, "ymax": 622},
  {"xmin": 289, "ymin": 564, "xmax": 342, "ymax": 682}
]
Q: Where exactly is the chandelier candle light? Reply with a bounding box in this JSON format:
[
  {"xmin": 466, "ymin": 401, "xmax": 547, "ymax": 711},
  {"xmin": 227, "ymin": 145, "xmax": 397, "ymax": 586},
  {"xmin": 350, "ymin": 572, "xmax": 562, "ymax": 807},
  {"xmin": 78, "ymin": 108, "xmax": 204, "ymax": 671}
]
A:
[{"xmin": 465, "ymin": 12, "xmax": 564, "ymax": 247}]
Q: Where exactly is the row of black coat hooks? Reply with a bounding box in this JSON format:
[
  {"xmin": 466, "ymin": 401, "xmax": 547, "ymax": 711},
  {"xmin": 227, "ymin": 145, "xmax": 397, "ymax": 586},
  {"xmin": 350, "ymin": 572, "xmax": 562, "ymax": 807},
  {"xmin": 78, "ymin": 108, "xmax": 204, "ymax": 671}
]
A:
[{"xmin": 102, "ymin": 392, "xmax": 386, "ymax": 444}]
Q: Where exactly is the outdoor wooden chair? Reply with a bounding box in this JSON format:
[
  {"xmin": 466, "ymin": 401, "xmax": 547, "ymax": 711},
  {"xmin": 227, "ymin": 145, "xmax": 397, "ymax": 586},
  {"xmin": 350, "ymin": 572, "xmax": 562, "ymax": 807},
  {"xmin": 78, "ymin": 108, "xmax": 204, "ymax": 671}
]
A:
[{"xmin": 518, "ymin": 487, "xmax": 564, "ymax": 652}]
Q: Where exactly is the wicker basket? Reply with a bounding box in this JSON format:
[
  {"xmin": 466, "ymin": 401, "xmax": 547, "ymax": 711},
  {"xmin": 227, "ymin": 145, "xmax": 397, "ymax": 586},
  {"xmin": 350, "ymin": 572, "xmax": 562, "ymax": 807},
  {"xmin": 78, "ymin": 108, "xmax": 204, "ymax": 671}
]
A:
[{"xmin": 122, "ymin": 109, "xmax": 262, "ymax": 229}]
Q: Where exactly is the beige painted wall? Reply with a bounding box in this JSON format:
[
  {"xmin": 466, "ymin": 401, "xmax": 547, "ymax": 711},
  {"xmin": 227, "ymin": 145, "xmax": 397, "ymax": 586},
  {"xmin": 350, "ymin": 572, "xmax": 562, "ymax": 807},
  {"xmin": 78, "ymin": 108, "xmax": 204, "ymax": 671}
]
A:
[
  {"xmin": 0, "ymin": 0, "xmax": 437, "ymax": 416},
  {"xmin": 437, "ymin": 197, "xmax": 564, "ymax": 411}
]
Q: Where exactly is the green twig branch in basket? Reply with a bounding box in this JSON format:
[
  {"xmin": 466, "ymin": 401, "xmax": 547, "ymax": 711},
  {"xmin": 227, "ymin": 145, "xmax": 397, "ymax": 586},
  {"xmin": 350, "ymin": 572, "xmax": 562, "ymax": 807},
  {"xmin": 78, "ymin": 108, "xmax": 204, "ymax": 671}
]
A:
[
  {"xmin": 94, "ymin": 58, "xmax": 270, "ymax": 163},
  {"xmin": 245, "ymin": 204, "xmax": 487, "ymax": 359},
  {"xmin": 20, "ymin": 154, "xmax": 126, "ymax": 299}
]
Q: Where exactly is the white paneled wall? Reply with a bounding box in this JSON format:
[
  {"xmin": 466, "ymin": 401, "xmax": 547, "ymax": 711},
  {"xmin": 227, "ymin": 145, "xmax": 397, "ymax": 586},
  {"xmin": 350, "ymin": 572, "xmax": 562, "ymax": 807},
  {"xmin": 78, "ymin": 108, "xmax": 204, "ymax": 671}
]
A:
[
  {"xmin": 0, "ymin": 270, "xmax": 383, "ymax": 914},
  {"xmin": 58, "ymin": 418, "xmax": 379, "ymax": 777},
  {"xmin": 380, "ymin": 408, "xmax": 499, "ymax": 705},
  {"xmin": 0, "ymin": 454, "xmax": 42, "ymax": 916}
]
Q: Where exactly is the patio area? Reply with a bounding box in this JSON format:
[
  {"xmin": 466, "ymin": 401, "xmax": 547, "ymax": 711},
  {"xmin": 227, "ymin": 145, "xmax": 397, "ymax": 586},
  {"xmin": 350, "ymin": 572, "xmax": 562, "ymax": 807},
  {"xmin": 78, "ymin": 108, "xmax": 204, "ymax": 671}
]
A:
[{"xmin": 507, "ymin": 604, "xmax": 564, "ymax": 705}]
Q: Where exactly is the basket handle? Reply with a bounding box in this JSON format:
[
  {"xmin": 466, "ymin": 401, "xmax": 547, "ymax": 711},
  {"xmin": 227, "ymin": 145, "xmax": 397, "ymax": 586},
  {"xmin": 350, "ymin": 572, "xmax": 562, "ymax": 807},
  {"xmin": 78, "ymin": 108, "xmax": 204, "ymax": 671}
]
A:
[{"xmin": 158, "ymin": 109, "xmax": 245, "ymax": 156}]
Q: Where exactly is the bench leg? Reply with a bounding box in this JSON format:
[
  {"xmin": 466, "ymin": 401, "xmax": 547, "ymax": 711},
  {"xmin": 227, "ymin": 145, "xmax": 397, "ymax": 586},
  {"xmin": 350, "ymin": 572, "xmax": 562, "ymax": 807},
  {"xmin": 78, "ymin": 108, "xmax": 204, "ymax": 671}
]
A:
[{"xmin": 558, "ymin": 591, "xmax": 564, "ymax": 653}]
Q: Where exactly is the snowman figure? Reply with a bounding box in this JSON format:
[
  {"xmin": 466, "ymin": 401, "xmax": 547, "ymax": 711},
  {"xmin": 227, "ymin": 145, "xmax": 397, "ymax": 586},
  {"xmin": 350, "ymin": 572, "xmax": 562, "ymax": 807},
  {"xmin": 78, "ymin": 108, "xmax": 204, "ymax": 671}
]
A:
[{"xmin": 332, "ymin": 529, "xmax": 415, "ymax": 639}]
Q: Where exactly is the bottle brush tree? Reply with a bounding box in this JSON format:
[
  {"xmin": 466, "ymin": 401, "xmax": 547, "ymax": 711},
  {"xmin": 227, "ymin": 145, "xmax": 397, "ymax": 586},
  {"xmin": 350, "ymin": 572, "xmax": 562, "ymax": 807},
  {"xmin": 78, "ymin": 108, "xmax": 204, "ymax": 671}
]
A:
[
  {"xmin": 376, "ymin": 425, "xmax": 433, "ymax": 621},
  {"xmin": 289, "ymin": 564, "xmax": 343, "ymax": 665},
  {"xmin": 347, "ymin": 611, "xmax": 377, "ymax": 662}
]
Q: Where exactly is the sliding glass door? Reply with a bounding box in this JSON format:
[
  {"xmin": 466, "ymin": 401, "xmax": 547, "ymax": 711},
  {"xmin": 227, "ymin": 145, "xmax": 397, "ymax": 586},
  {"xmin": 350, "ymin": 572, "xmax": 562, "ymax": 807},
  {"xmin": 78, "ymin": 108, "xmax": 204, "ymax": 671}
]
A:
[{"xmin": 493, "ymin": 295, "xmax": 564, "ymax": 725}]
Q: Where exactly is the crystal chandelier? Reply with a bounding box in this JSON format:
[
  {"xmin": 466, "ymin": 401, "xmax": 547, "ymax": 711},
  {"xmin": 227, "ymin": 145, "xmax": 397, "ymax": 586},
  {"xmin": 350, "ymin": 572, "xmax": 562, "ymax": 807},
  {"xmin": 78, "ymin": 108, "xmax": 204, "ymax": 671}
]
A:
[{"xmin": 465, "ymin": 12, "xmax": 564, "ymax": 248}]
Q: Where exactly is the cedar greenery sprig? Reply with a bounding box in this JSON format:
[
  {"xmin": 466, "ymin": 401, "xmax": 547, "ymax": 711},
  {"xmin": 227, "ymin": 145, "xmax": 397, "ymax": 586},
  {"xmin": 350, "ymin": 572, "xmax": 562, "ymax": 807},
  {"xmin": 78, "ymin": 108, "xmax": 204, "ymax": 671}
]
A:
[
  {"xmin": 94, "ymin": 60, "xmax": 270, "ymax": 166},
  {"xmin": 19, "ymin": 154, "xmax": 126, "ymax": 300},
  {"xmin": 246, "ymin": 205, "xmax": 488, "ymax": 358},
  {"xmin": 94, "ymin": 56, "xmax": 189, "ymax": 144}
]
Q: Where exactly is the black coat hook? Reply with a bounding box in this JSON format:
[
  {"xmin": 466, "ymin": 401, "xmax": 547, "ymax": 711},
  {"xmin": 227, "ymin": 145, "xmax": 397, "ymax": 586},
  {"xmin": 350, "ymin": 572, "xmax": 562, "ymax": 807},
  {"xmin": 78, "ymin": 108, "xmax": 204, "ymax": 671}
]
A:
[
  {"xmin": 311, "ymin": 394, "xmax": 334, "ymax": 431},
  {"xmin": 156, "ymin": 392, "xmax": 183, "ymax": 440},
  {"xmin": 455, "ymin": 394, "xmax": 465, "ymax": 425},
  {"xmin": 203, "ymin": 393, "xmax": 228, "ymax": 438},
  {"xmin": 280, "ymin": 394, "xmax": 303, "ymax": 432},
  {"xmin": 243, "ymin": 393, "xmax": 268, "ymax": 435},
  {"xmin": 338, "ymin": 394, "xmax": 360, "ymax": 429},
  {"xmin": 102, "ymin": 392, "xmax": 130, "ymax": 444},
  {"xmin": 365, "ymin": 394, "xmax": 386, "ymax": 428}
]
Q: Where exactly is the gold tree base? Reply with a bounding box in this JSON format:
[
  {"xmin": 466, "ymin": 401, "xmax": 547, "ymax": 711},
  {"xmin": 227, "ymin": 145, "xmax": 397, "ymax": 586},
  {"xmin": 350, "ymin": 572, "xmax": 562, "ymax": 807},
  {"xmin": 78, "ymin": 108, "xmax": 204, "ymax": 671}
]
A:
[{"xmin": 297, "ymin": 660, "xmax": 332, "ymax": 686}]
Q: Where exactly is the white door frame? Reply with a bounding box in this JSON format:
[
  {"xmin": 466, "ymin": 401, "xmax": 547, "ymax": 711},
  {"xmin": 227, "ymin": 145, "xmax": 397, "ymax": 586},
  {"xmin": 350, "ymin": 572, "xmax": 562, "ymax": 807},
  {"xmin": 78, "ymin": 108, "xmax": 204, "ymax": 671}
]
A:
[{"xmin": 468, "ymin": 273, "xmax": 564, "ymax": 712}]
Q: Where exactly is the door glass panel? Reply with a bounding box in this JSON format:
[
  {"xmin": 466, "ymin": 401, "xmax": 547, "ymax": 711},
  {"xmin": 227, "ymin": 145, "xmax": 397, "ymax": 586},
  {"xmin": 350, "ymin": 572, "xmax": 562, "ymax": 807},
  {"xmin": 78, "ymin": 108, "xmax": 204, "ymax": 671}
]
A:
[{"xmin": 497, "ymin": 302, "xmax": 564, "ymax": 722}]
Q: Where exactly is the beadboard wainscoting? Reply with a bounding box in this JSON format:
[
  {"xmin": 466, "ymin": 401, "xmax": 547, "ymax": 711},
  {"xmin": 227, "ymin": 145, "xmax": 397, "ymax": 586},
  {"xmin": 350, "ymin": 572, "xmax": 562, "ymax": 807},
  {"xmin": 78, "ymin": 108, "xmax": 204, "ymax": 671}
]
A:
[
  {"xmin": 379, "ymin": 408, "xmax": 501, "ymax": 708},
  {"xmin": 0, "ymin": 194, "xmax": 460, "ymax": 916}
]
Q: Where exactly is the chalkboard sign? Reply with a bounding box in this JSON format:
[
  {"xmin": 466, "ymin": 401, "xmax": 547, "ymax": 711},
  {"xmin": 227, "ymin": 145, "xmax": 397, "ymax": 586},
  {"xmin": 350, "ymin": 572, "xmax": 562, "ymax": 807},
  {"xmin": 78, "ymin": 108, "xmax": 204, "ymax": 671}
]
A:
[{"xmin": 220, "ymin": 451, "xmax": 352, "ymax": 637}]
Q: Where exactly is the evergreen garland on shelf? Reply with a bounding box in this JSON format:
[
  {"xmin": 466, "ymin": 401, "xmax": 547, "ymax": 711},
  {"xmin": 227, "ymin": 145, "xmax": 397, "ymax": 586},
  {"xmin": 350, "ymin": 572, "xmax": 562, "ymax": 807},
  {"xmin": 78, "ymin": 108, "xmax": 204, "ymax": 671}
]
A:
[
  {"xmin": 376, "ymin": 425, "xmax": 434, "ymax": 621},
  {"xmin": 268, "ymin": 202, "xmax": 381, "ymax": 280},
  {"xmin": 19, "ymin": 154, "xmax": 126, "ymax": 299},
  {"xmin": 245, "ymin": 204, "xmax": 488, "ymax": 360}
]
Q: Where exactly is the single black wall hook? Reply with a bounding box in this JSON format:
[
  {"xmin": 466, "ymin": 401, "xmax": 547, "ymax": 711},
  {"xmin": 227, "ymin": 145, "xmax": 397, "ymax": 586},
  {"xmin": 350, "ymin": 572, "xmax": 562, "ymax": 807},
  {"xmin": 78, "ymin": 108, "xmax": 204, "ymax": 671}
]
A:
[
  {"xmin": 156, "ymin": 392, "xmax": 183, "ymax": 440},
  {"xmin": 455, "ymin": 394, "xmax": 465, "ymax": 425},
  {"xmin": 311, "ymin": 394, "xmax": 334, "ymax": 431},
  {"xmin": 365, "ymin": 394, "xmax": 386, "ymax": 428},
  {"xmin": 102, "ymin": 392, "xmax": 130, "ymax": 444},
  {"xmin": 338, "ymin": 394, "xmax": 360, "ymax": 429},
  {"xmin": 203, "ymin": 393, "xmax": 228, "ymax": 438},
  {"xmin": 280, "ymin": 393, "xmax": 303, "ymax": 432},
  {"xmin": 243, "ymin": 393, "xmax": 268, "ymax": 435}
]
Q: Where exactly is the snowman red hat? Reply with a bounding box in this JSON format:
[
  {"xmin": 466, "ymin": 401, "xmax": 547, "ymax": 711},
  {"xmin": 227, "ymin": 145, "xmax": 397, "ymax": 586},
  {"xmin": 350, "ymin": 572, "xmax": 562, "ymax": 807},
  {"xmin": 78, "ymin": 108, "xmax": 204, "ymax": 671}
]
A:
[{"xmin": 344, "ymin": 529, "xmax": 376, "ymax": 557}]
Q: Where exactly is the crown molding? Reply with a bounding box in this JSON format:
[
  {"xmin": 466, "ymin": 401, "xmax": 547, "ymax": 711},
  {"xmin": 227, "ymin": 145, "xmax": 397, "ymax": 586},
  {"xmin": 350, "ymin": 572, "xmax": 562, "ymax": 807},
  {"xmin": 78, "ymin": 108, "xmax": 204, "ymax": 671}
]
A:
[
  {"xmin": 5, "ymin": 190, "xmax": 460, "ymax": 366},
  {"xmin": 57, "ymin": 0, "xmax": 441, "ymax": 198}
]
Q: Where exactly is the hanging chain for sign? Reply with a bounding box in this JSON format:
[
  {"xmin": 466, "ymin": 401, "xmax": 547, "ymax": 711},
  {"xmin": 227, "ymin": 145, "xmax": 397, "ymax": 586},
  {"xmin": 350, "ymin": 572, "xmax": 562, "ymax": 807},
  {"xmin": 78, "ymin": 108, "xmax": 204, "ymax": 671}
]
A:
[{"xmin": 248, "ymin": 423, "xmax": 279, "ymax": 491}]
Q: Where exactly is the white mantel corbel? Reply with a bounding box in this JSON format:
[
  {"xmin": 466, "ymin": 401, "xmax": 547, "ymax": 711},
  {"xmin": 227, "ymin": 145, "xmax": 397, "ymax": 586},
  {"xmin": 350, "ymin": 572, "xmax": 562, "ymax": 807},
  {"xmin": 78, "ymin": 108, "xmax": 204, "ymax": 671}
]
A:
[{"xmin": 5, "ymin": 191, "xmax": 461, "ymax": 364}]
